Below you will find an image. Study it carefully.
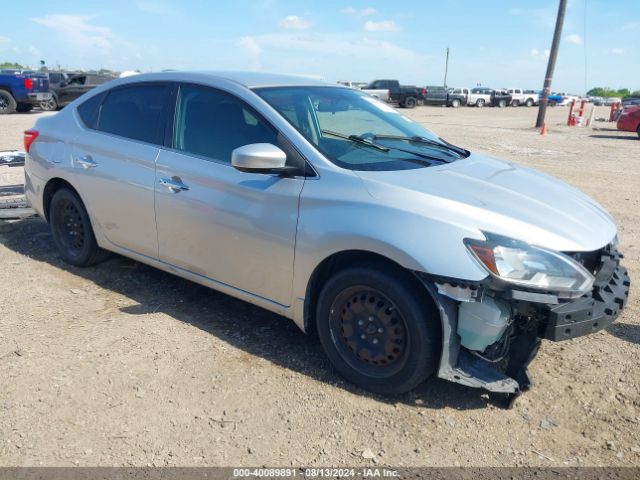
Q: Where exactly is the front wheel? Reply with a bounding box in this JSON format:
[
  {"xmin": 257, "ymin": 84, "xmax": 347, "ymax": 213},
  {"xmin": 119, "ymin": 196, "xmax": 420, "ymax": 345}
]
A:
[
  {"xmin": 316, "ymin": 266, "xmax": 441, "ymax": 395},
  {"xmin": 525, "ymin": 99, "xmax": 534, "ymax": 107},
  {"xmin": 511, "ymin": 100, "xmax": 520, "ymax": 107},
  {"xmin": 476, "ymin": 99, "xmax": 485, "ymax": 108},
  {"xmin": 49, "ymin": 188, "xmax": 110, "ymax": 267},
  {"xmin": 40, "ymin": 96, "xmax": 58, "ymax": 111}
]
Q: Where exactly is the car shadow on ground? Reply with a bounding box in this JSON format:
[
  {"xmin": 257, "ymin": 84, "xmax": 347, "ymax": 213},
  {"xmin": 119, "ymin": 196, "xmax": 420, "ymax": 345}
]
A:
[
  {"xmin": 589, "ymin": 134, "xmax": 638, "ymax": 141},
  {"xmin": 0, "ymin": 216, "xmax": 500, "ymax": 411},
  {"xmin": 607, "ymin": 322, "xmax": 640, "ymax": 346}
]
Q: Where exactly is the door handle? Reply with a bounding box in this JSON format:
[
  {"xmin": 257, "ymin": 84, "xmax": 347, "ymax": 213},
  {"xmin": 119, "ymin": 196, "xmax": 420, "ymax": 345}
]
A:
[
  {"xmin": 76, "ymin": 155, "xmax": 97, "ymax": 169},
  {"xmin": 159, "ymin": 177, "xmax": 189, "ymax": 193}
]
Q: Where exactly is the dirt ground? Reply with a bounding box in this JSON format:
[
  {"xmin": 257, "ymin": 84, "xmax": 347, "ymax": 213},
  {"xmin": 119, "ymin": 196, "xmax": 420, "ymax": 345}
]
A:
[{"xmin": 0, "ymin": 105, "xmax": 638, "ymax": 468}]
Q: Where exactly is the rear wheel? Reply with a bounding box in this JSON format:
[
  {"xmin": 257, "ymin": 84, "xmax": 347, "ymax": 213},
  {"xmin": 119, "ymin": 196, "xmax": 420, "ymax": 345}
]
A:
[
  {"xmin": 403, "ymin": 97, "xmax": 417, "ymax": 109},
  {"xmin": 525, "ymin": 98, "xmax": 534, "ymax": 107},
  {"xmin": 0, "ymin": 89, "xmax": 17, "ymax": 114},
  {"xmin": 49, "ymin": 188, "xmax": 110, "ymax": 267},
  {"xmin": 316, "ymin": 265, "xmax": 440, "ymax": 395},
  {"xmin": 476, "ymin": 99, "xmax": 485, "ymax": 108}
]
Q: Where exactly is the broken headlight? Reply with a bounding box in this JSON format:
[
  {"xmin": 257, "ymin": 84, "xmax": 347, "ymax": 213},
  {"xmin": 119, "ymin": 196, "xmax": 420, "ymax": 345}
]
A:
[{"xmin": 464, "ymin": 233, "xmax": 595, "ymax": 297}]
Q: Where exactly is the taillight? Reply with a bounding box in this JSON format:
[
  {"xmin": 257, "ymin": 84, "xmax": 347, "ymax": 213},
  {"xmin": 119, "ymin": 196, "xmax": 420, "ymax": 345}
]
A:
[
  {"xmin": 24, "ymin": 129, "xmax": 39, "ymax": 153},
  {"xmin": 24, "ymin": 78, "xmax": 33, "ymax": 90}
]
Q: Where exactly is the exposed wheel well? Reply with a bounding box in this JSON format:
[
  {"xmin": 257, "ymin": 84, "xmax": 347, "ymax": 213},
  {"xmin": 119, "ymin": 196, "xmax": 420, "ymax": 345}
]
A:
[
  {"xmin": 42, "ymin": 178, "xmax": 80, "ymax": 222},
  {"xmin": 304, "ymin": 250, "xmax": 433, "ymax": 333}
]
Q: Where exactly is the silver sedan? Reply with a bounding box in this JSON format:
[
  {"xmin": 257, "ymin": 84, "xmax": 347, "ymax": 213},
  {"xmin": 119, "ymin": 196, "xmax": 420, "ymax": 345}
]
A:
[{"xmin": 24, "ymin": 72, "xmax": 629, "ymax": 403}]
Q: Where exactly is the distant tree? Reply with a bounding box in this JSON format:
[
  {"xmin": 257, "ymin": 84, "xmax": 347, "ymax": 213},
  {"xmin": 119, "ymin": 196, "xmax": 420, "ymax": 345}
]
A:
[
  {"xmin": 0, "ymin": 61, "xmax": 26, "ymax": 70},
  {"xmin": 587, "ymin": 87, "xmax": 636, "ymax": 98},
  {"xmin": 631, "ymin": 90, "xmax": 640, "ymax": 97}
]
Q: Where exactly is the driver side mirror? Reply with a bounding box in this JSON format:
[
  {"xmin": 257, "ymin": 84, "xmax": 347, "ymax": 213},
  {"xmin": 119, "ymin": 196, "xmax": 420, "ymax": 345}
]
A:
[{"xmin": 231, "ymin": 143, "xmax": 298, "ymax": 175}]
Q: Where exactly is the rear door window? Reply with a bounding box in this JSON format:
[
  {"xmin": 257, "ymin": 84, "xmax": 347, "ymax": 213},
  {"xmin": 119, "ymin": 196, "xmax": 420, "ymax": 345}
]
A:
[
  {"xmin": 172, "ymin": 85, "xmax": 278, "ymax": 163},
  {"xmin": 97, "ymin": 84, "xmax": 170, "ymax": 145},
  {"xmin": 77, "ymin": 92, "xmax": 107, "ymax": 129}
]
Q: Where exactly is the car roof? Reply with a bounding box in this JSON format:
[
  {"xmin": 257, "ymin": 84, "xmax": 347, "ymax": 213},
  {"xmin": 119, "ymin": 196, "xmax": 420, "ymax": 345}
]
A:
[{"xmin": 106, "ymin": 71, "xmax": 333, "ymax": 89}]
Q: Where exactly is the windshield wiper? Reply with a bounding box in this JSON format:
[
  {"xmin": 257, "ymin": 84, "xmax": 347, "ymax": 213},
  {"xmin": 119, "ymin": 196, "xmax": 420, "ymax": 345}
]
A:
[
  {"xmin": 372, "ymin": 134, "xmax": 468, "ymax": 157},
  {"xmin": 322, "ymin": 129, "xmax": 389, "ymax": 152}
]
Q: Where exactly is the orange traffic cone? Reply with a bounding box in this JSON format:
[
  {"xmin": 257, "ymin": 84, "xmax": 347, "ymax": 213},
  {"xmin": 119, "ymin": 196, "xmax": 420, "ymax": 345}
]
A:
[{"xmin": 540, "ymin": 123, "xmax": 547, "ymax": 135}]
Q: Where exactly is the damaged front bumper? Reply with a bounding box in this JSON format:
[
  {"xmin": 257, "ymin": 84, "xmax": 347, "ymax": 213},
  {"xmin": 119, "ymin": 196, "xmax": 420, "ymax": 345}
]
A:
[{"xmin": 420, "ymin": 245, "xmax": 631, "ymax": 403}]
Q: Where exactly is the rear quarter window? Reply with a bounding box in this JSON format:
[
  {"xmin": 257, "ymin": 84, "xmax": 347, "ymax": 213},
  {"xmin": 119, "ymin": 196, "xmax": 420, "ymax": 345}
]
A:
[{"xmin": 77, "ymin": 92, "xmax": 106, "ymax": 129}]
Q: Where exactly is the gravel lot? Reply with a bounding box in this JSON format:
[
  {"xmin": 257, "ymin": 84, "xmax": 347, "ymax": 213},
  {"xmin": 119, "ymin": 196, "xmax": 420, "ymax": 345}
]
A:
[{"xmin": 0, "ymin": 105, "xmax": 638, "ymax": 467}]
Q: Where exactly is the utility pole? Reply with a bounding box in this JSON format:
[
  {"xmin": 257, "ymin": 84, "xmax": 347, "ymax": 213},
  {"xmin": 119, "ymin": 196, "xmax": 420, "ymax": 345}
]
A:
[
  {"xmin": 443, "ymin": 47, "xmax": 449, "ymax": 88},
  {"xmin": 536, "ymin": 0, "xmax": 568, "ymax": 128}
]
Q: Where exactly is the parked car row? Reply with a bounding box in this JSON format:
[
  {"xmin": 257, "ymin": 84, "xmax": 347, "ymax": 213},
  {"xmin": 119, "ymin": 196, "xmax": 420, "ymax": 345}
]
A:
[{"xmin": 0, "ymin": 69, "xmax": 114, "ymax": 114}]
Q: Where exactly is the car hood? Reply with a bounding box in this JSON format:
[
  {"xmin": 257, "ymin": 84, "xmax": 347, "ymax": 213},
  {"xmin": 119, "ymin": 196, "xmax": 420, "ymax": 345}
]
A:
[{"xmin": 355, "ymin": 153, "xmax": 616, "ymax": 252}]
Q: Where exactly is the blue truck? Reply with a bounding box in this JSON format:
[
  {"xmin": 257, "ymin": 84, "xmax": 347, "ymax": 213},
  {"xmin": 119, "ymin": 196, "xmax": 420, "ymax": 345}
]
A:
[{"xmin": 0, "ymin": 70, "xmax": 52, "ymax": 114}]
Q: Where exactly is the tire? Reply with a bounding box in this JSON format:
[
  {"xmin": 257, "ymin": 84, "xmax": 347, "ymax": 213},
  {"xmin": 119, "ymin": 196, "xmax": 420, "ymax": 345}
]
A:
[
  {"xmin": 476, "ymin": 99, "xmax": 485, "ymax": 108},
  {"xmin": 549, "ymin": 100, "xmax": 557, "ymax": 107},
  {"xmin": 525, "ymin": 99, "xmax": 534, "ymax": 107},
  {"xmin": 403, "ymin": 97, "xmax": 417, "ymax": 109},
  {"xmin": 316, "ymin": 265, "xmax": 441, "ymax": 395},
  {"xmin": 16, "ymin": 103, "xmax": 33, "ymax": 113},
  {"xmin": 511, "ymin": 100, "xmax": 520, "ymax": 107},
  {"xmin": 450, "ymin": 99, "xmax": 460, "ymax": 108},
  {"xmin": 49, "ymin": 188, "xmax": 110, "ymax": 267},
  {"xmin": 498, "ymin": 99, "xmax": 507, "ymax": 108},
  {"xmin": 0, "ymin": 89, "xmax": 17, "ymax": 114},
  {"xmin": 637, "ymin": 125, "xmax": 640, "ymax": 139},
  {"xmin": 40, "ymin": 96, "xmax": 58, "ymax": 111}
]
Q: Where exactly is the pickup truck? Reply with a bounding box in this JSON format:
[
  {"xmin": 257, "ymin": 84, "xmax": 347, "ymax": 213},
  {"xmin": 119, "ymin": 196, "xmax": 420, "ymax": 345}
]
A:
[
  {"xmin": 0, "ymin": 71, "xmax": 51, "ymax": 114},
  {"xmin": 363, "ymin": 79, "xmax": 424, "ymax": 108},
  {"xmin": 423, "ymin": 86, "xmax": 467, "ymax": 107},
  {"xmin": 505, "ymin": 88, "xmax": 539, "ymax": 107},
  {"xmin": 467, "ymin": 87, "xmax": 493, "ymax": 107}
]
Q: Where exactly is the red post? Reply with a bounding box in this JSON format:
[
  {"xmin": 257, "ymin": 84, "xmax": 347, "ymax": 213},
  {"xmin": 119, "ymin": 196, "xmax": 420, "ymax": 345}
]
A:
[
  {"xmin": 567, "ymin": 99, "xmax": 576, "ymax": 126},
  {"xmin": 578, "ymin": 99, "xmax": 586, "ymax": 118}
]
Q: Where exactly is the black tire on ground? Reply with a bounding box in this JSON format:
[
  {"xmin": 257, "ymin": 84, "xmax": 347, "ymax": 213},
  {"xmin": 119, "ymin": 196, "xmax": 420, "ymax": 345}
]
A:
[
  {"xmin": 40, "ymin": 96, "xmax": 58, "ymax": 111},
  {"xmin": 498, "ymin": 99, "xmax": 507, "ymax": 108},
  {"xmin": 49, "ymin": 188, "xmax": 110, "ymax": 267},
  {"xmin": 450, "ymin": 99, "xmax": 460, "ymax": 108},
  {"xmin": 476, "ymin": 99, "xmax": 485, "ymax": 108},
  {"xmin": 525, "ymin": 99, "xmax": 534, "ymax": 107},
  {"xmin": 511, "ymin": 100, "xmax": 520, "ymax": 107},
  {"xmin": 403, "ymin": 97, "xmax": 417, "ymax": 109},
  {"xmin": 0, "ymin": 89, "xmax": 17, "ymax": 114},
  {"xmin": 16, "ymin": 103, "xmax": 33, "ymax": 113},
  {"xmin": 549, "ymin": 100, "xmax": 557, "ymax": 107},
  {"xmin": 637, "ymin": 125, "xmax": 640, "ymax": 139},
  {"xmin": 316, "ymin": 265, "xmax": 441, "ymax": 395}
]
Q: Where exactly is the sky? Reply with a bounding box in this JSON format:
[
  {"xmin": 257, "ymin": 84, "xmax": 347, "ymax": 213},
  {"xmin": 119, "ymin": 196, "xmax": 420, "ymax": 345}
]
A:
[{"xmin": 1, "ymin": 0, "xmax": 638, "ymax": 93}]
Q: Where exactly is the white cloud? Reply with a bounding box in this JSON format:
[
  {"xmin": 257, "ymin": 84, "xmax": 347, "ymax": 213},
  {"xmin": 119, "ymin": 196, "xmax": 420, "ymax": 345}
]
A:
[
  {"xmin": 28, "ymin": 46, "xmax": 42, "ymax": 57},
  {"xmin": 32, "ymin": 14, "xmax": 113, "ymax": 51},
  {"xmin": 279, "ymin": 15, "xmax": 312, "ymax": 30},
  {"xmin": 565, "ymin": 33, "xmax": 583, "ymax": 45},
  {"xmin": 341, "ymin": 7, "xmax": 377, "ymax": 17},
  {"xmin": 530, "ymin": 48, "xmax": 550, "ymax": 59},
  {"xmin": 364, "ymin": 20, "xmax": 400, "ymax": 32},
  {"xmin": 609, "ymin": 47, "xmax": 624, "ymax": 55},
  {"xmin": 238, "ymin": 36, "xmax": 262, "ymax": 56},
  {"xmin": 135, "ymin": 1, "xmax": 174, "ymax": 15}
]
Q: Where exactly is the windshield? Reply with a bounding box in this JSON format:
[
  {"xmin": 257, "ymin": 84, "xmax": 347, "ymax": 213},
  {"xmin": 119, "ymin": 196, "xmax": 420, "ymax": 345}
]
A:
[{"xmin": 254, "ymin": 86, "xmax": 458, "ymax": 171}]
